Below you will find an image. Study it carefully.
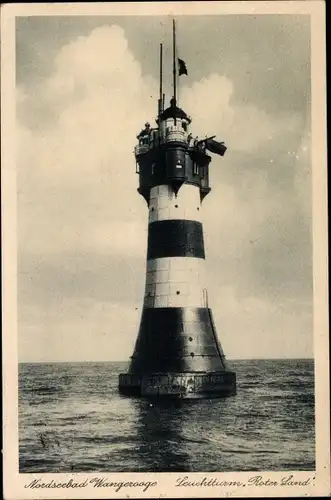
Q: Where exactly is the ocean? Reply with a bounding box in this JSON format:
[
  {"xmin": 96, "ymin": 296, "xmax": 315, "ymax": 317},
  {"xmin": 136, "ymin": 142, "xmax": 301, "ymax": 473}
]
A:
[{"xmin": 19, "ymin": 359, "xmax": 315, "ymax": 473}]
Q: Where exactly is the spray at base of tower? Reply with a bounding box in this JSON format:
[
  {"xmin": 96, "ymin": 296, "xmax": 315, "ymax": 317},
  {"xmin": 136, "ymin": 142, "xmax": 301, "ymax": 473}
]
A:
[{"xmin": 118, "ymin": 97, "xmax": 236, "ymax": 398}]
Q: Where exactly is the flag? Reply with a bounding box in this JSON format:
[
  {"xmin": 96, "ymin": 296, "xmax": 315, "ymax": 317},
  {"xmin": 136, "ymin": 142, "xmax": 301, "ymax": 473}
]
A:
[
  {"xmin": 205, "ymin": 139, "xmax": 227, "ymax": 156},
  {"xmin": 178, "ymin": 58, "xmax": 188, "ymax": 76}
]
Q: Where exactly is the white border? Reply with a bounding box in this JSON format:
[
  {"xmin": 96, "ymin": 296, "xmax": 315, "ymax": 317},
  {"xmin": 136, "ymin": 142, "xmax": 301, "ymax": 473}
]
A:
[{"xmin": 1, "ymin": 2, "xmax": 329, "ymax": 498}]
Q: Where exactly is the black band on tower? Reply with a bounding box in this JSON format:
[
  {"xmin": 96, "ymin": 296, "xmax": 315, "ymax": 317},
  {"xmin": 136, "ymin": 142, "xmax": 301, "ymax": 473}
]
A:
[
  {"xmin": 129, "ymin": 307, "xmax": 228, "ymax": 374},
  {"xmin": 147, "ymin": 219, "xmax": 205, "ymax": 260}
]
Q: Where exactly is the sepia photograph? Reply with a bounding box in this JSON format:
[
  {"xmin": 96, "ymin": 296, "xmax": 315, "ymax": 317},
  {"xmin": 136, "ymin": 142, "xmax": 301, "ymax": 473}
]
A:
[{"xmin": 2, "ymin": 1, "xmax": 329, "ymax": 498}]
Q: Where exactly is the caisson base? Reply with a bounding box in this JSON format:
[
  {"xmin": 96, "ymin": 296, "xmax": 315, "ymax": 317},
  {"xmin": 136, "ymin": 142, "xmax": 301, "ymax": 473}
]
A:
[{"xmin": 119, "ymin": 371, "xmax": 236, "ymax": 398}]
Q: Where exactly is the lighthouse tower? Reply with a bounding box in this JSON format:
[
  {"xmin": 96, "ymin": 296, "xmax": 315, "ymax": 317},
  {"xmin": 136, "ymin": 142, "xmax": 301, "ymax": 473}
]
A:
[{"xmin": 119, "ymin": 24, "xmax": 236, "ymax": 398}]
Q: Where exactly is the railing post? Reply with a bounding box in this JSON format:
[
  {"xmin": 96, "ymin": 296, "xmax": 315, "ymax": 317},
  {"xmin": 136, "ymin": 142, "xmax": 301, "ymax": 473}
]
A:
[{"xmin": 203, "ymin": 288, "xmax": 208, "ymax": 308}]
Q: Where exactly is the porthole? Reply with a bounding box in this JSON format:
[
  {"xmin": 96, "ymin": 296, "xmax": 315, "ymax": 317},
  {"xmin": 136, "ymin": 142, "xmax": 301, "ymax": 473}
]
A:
[
  {"xmin": 176, "ymin": 291, "xmax": 180, "ymax": 295},
  {"xmin": 175, "ymin": 204, "xmax": 178, "ymax": 208}
]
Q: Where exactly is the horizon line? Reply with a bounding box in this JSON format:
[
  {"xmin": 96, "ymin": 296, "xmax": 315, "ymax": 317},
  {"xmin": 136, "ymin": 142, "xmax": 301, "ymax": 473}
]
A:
[{"xmin": 19, "ymin": 357, "xmax": 314, "ymax": 364}]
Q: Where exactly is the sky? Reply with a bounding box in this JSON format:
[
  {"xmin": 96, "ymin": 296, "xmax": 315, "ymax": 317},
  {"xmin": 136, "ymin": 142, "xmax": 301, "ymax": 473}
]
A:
[{"xmin": 16, "ymin": 14, "xmax": 312, "ymax": 362}]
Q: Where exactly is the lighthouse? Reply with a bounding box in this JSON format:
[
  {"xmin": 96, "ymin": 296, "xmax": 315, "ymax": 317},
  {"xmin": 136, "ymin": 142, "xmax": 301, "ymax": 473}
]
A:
[{"xmin": 119, "ymin": 21, "xmax": 236, "ymax": 398}]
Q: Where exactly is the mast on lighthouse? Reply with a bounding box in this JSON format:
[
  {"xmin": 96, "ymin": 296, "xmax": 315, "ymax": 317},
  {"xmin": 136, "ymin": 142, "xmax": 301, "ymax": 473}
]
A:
[{"xmin": 119, "ymin": 20, "xmax": 236, "ymax": 398}]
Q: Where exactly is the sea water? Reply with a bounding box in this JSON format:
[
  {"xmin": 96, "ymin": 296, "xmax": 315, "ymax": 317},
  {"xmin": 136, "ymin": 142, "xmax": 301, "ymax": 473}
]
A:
[{"xmin": 19, "ymin": 359, "xmax": 315, "ymax": 472}]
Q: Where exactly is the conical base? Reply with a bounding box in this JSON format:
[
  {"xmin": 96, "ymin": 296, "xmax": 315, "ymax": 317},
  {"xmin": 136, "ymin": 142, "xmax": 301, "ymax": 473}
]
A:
[{"xmin": 119, "ymin": 307, "xmax": 236, "ymax": 399}]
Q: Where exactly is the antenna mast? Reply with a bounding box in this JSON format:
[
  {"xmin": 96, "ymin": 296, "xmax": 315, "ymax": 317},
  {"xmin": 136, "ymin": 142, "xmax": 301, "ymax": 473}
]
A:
[
  {"xmin": 158, "ymin": 43, "xmax": 163, "ymax": 118},
  {"xmin": 172, "ymin": 18, "xmax": 177, "ymax": 124}
]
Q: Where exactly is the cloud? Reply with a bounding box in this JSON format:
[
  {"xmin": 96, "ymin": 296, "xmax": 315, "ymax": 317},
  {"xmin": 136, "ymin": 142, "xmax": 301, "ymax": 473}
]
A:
[
  {"xmin": 18, "ymin": 25, "xmax": 156, "ymax": 258},
  {"xmin": 17, "ymin": 25, "xmax": 158, "ymax": 362},
  {"xmin": 17, "ymin": 24, "xmax": 312, "ymax": 361},
  {"xmin": 180, "ymin": 73, "xmax": 301, "ymax": 153}
]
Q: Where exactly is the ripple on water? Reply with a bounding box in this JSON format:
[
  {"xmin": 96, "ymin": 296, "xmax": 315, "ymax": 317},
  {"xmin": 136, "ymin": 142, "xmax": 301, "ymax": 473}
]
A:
[{"xmin": 19, "ymin": 360, "xmax": 315, "ymax": 472}]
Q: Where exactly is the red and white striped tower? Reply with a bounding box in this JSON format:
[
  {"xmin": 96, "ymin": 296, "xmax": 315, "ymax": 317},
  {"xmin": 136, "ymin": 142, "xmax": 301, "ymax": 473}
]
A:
[{"xmin": 119, "ymin": 23, "xmax": 236, "ymax": 398}]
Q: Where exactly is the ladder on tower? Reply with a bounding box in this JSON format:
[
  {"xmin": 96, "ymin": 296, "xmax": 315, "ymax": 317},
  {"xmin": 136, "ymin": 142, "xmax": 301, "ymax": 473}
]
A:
[{"xmin": 203, "ymin": 288, "xmax": 227, "ymax": 365}]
